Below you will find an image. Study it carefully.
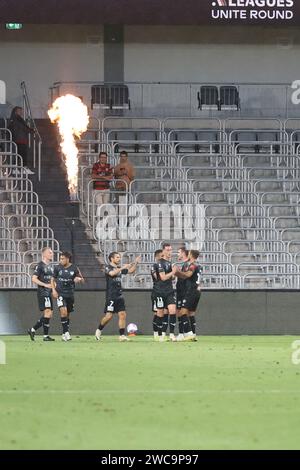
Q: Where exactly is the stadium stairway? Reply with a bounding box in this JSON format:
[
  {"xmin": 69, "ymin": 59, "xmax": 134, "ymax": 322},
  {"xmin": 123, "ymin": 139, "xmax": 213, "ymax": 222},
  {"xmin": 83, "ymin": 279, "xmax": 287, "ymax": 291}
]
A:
[{"xmin": 33, "ymin": 119, "xmax": 105, "ymax": 289}]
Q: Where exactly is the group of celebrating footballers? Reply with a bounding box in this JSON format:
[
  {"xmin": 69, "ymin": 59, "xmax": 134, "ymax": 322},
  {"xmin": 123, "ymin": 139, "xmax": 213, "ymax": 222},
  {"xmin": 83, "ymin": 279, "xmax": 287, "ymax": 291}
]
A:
[
  {"xmin": 28, "ymin": 243, "xmax": 202, "ymax": 342},
  {"xmin": 151, "ymin": 244, "xmax": 202, "ymax": 342}
]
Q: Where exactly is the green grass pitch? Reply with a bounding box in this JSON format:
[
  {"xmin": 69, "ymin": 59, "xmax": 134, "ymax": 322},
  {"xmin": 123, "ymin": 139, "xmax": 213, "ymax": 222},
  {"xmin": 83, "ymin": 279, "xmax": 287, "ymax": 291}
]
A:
[{"xmin": 1, "ymin": 335, "xmax": 300, "ymax": 450}]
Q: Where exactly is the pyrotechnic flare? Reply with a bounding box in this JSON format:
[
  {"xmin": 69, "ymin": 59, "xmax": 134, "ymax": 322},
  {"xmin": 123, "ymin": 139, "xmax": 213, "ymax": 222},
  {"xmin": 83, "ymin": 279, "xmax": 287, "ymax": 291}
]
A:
[{"xmin": 48, "ymin": 94, "xmax": 89, "ymax": 200}]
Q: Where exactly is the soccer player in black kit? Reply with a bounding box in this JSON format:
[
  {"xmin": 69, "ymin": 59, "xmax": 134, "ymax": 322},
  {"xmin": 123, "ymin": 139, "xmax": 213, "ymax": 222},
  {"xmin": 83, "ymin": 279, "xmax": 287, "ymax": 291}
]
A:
[
  {"xmin": 174, "ymin": 250, "xmax": 202, "ymax": 341},
  {"xmin": 28, "ymin": 247, "xmax": 55, "ymax": 341},
  {"xmin": 154, "ymin": 243, "xmax": 177, "ymax": 342},
  {"xmin": 95, "ymin": 252, "xmax": 141, "ymax": 341},
  {"xmin": 151, "ymin": 249, "xmax": 162, "ymax": 341},
  {"xmin": 176, "ymin": 247, "xmax": 190, "ymax": 342},
  {"xmin": 51, "ymin": 252, "xmax": 84, "ymax": 341}
]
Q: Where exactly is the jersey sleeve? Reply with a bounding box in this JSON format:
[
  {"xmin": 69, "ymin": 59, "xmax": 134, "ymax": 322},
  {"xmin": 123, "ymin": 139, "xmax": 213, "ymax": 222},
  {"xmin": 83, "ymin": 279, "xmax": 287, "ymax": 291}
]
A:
[
  {"xmin": 188, "ymin": 263, "xmax": 197, "ymax": 272},
  {"xmin": 74, "ymin": 266, "xmax": 80, "ymax": 277},
  {"xmin": 105, "ymin": 265, "xmax": 114, "ymax": 275},
  {"xmin": 151, "ymin": 264, "xmax": 158, "ymax": 277},
  {"xmin": 157, "ymin": 262, "xmax": 165, "ymax": 273},
  {"xmin": 121, "ymin": 268, "xmax": 129, "ymax": 275},
  {"xmin": 33, "ymin": 263, "xmax": 42, "ymax": 277}
]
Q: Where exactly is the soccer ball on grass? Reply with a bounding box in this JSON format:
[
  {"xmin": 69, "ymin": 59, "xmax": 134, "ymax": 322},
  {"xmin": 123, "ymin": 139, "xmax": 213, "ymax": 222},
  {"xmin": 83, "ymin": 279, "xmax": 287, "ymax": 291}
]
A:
[{"xmin": 127, "ymin": 323, "xmax": 138, "ymax": 336}]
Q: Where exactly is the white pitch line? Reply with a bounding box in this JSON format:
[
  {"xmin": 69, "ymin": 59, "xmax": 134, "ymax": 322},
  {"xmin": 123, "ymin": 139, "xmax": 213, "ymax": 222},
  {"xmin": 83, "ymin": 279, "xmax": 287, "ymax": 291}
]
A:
[{"xmin": 0, "ymin": 389, "xmax": 299, "ymax": 394}]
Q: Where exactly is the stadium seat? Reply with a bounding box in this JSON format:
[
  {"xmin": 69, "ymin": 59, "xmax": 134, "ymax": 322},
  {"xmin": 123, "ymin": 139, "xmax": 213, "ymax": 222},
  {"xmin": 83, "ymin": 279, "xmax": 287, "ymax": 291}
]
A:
[
  {"xmin": 91, "ymin": 84, "xmax": 131, "ymax": 111},
  {"xmin": 220, "ymin": 86, "xmax": 240, "ymax": 111},
  {"xmin": 197, "ymin": 86, "xmax": 219, "ymax": 110}
]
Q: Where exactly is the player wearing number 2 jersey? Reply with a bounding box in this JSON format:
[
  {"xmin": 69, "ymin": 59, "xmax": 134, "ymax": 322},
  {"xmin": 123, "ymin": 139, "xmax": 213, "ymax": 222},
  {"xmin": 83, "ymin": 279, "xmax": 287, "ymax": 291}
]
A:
[{"xmin": 95, "ymin": 252, "xmax": 141, "ymax": 342}]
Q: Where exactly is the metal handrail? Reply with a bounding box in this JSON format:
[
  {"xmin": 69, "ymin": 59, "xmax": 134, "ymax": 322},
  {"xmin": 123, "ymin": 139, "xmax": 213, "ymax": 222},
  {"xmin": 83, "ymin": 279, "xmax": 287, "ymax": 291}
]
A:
[
  {"xmin": 86, "ymin": 178, "xmax": 129, "ymax": 223},
  {"xmin": 254, "ymin": 179, "xmax": 300, "ymax": 193},
  {"xmin": 209, "ymin": 215, "xmax": 273, "ymax": 231},
  {"xmin": 0, "ymin": 272, "xmax": 32, "ymax": 289},
  {"xmin": 221, "ymin": 239, "xmax": 285, "ymax": 251},
  {"xmin": 238, "ymin": 261, "xmax": 298, "ymax": 272},
  {"xmin": 230, "ymin": 251, "xmax": 292, "ymax": 262},
  {"xmin": 20, "ymin": 81, "xmax": 42, "ymax": 181},
  {"xmin": 224, "ymin": 118, "xmax": 283, "ymax": 132},
  {"xmin": 243, "ymin": 273, "xmax": 300, "ymax": 289},
  {"xmin": 201, "ymin": 273, "xmax": 242, "ymax": 289},
  {"xmin": 17, "ymin": 238, "xmax": 60, "ymax": 254}
]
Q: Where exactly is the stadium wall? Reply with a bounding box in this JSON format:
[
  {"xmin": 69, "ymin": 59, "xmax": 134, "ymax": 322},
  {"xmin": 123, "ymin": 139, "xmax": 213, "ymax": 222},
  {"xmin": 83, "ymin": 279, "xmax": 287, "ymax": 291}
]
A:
[
  {"xmin": 0, "ymin": 25, "xmax": 104, "ymax": 117},
  {"xmin": 124, "ymin": 25, "xmax": 300, "ymax": 83},
  {"xmin": 1, "ymin": 290, "xmax": 300, "ymax": 336},
  {"xmin": 1, "ymin": 25, "xmax": 300, "ymax": 117}
]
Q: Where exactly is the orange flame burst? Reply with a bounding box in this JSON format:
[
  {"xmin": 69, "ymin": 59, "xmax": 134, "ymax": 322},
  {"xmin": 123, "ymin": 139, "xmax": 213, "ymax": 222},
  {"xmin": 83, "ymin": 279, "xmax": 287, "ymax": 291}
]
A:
[{"xmin": 48, "ymin": 94, "xmax": 89, "ymax": 199}]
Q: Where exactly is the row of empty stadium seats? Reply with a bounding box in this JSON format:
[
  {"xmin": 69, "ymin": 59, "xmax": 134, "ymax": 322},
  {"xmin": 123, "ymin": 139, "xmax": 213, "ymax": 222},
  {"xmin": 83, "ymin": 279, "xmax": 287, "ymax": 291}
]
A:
[
  {"xmin": 79, "ymin": 117, "xmax": 300, "ymax": 157},
  {"xmin": 0, "ymin": 125, "xmax": 60, "ymax": 288},
  {"xmin": 90, "ymin": 84, "xmax": 240, "ymax": 112},
  {"xmin": 197, "ymin": 86, "xmax": 240, "ymax": 111}
]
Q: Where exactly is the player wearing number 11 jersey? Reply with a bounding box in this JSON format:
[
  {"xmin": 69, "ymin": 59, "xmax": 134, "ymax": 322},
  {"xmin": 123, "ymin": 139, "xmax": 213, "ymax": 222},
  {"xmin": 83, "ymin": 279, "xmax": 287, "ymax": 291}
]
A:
[
  {"xmin": 28, "ymin": 247, "xmax": 55, "ymax": 342},
  {"xmin": 153, "ymin": 243, "xmax": 177, "ymax": 342}
]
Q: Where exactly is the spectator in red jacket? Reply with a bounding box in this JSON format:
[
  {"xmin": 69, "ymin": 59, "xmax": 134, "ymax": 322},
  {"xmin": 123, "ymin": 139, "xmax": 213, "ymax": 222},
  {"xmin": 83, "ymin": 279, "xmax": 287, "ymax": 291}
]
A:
[{"xmin": 91, "ymin": 152, "xmax": 113, "ymax": 210}]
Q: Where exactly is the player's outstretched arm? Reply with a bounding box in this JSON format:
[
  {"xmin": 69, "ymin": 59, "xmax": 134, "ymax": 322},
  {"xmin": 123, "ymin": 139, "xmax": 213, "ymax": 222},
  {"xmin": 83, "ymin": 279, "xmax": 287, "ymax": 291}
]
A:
[
  {"xmin": 128, "ymin": 255, "xmax": 141, "ymax": 274},
  {"xmin": 108, "ymin": 264, "xmax": 131, "ymax": 277}
]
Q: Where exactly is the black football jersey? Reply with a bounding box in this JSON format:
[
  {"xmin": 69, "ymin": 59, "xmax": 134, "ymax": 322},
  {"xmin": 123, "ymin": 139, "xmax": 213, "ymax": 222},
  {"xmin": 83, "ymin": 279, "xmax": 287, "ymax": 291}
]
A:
[
  {"xmin": 33, "ymin": 261, "xmax": 54, "ymax": 296},
  {"xmin": 155, "ymin": 258, "xmax": 174, "ymax": 294},
  {"xmin": 176, "ymin": 261, "xmax": 190, "ymax": 295},
  {"xmin": 151, "ymin": 263, "xmax": 159, "ymax": 289},
  {"xmin": 53, "ymin": 264, "xmax": 80, "ymax": 297},
  {"xmin": 105, "ymin": 264, "xmax": 128, "ymax": 299},
  {"xmin": 186, "ymin": 262, "xmax": 203, "ymax": 291}
]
